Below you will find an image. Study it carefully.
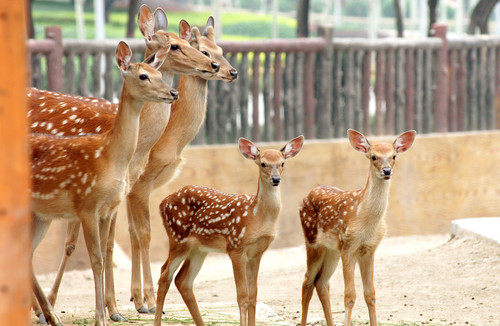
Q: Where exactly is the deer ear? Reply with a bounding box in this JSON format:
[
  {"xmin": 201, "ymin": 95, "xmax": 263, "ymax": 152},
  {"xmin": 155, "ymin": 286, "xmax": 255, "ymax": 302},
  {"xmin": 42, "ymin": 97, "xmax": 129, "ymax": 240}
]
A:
[
  {"xmin": 202, "ymin": 17, "xmax": 215, "ymax": 41},
  {"xmin": 239, "ymin": 138, "xmax": 260, "ymax": 161},
  {"xmin": 146, "ymin": 46, "xmax": 169, "ymax": 70},
  {"xmin": 281, "ymin": 135, "xmax": 304, "ymax": 159},
  {"xmin": 138, "ymin": 5, "xmax": 155, "ymax": 42},
  {"xmin": 348, "ymin": 129, "xmax": 370, "ymax": 153},
  {"xmin": 154, "ymin": 8, "xmax": 168, "ymax": 32},
  {"xmin": 179, "ymin": 19, "xmax": 192, "ymax": 42},
  {"xmin": 116, "ymin": 41, "xmax": 132, "ymax": 72},
  {"xmin": 393, "ymin": 130, "xmax": 416, "ymax": 153}
]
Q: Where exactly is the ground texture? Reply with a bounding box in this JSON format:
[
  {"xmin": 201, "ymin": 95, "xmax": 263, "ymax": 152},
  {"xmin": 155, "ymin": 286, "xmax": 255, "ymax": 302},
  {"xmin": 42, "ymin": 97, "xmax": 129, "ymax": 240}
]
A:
[{"xmin": 33, "ymin": 233, "xmax": 500, "ymax": 326}]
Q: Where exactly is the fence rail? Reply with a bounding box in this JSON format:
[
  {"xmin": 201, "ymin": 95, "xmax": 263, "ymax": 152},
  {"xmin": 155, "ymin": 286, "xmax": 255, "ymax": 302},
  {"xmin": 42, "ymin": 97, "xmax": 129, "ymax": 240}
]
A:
[{"xmin": 28, "ymin": 24, "xmax": 500, "ymax": 145}]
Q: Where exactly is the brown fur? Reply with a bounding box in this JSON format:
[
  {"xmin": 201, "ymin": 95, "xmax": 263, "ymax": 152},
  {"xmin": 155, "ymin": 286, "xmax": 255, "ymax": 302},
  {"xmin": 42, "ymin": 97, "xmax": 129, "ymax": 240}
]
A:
[
  {"xmin": 154, "ymin": 136, "xmax": 303, "ymax": 326},
  {"xmin": 299, "ymin": 129, "xmax": 415, "ymax": 326}
]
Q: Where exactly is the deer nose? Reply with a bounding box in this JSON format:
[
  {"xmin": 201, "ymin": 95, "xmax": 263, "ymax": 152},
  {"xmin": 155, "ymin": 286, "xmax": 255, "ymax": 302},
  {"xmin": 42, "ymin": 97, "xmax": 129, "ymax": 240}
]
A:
[
  {"xmin": 211, "ymin": 62, "xmax": 220, "ymax": 72},
  {"xmin": 170, "ymin": 89, "xmax": 179, "ymax": 99},
  {"xmin": 382, "ymin": 168, "xmax": 392, "ymax": 176},
  {"xmin": 271, "ymin": 176, "xmax": 281, "ymax": 186},
  {"xmin": 230, "ymin": 70, "xmax": 238, "ymax": 80}
]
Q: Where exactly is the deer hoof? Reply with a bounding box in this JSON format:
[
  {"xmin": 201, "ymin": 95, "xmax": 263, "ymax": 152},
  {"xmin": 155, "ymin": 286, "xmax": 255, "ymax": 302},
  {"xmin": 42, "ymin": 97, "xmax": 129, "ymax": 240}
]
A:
[
  {"xmin": 110, "ymin": 313, "xmax": 128, "ymax": 322},
  {"xmin": 148, "ymin": 306, "xmax": 156, "ymax": 314},
  {"xmin": 37, "ymin": 313, "xmax": 48, "ymax": 324},
  {"xmin": 137, "ymin": 305, "xmax": 149, "ymax": 313}
]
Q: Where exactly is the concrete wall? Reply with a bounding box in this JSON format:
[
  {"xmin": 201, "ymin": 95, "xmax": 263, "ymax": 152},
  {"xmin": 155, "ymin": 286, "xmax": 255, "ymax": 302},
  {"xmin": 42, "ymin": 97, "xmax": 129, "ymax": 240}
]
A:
[{"xmin": 33, "ymin": 131, "xmax": 500, "ymax": 273}]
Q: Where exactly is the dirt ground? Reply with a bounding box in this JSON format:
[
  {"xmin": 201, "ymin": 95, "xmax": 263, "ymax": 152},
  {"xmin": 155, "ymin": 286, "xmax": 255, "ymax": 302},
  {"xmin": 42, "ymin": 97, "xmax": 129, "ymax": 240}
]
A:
[{"xmin": 33, "ymin": 233, "xmax": 500, "ymax": 326}]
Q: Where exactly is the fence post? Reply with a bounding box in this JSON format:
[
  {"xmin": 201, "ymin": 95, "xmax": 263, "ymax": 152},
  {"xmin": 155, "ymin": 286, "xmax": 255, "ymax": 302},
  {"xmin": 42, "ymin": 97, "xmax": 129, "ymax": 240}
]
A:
[
  {"xmin": 0, "ymin": 2, "xmax": 32, "ymax": 325},
  {"xmin": 431, "ymin": 23, "xmax": 449, "ymax": 132},
  {"xmin": 45, "ymin": 26, "xmax": 63, "ymax": 92},
  {"xmin": 316, "ymin": 26, "xmax": 333, "ymax": 139}
]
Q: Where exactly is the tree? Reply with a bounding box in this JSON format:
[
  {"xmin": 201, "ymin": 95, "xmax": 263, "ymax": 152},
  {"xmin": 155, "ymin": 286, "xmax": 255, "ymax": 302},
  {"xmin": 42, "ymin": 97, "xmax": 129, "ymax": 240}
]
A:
[
  {"xmin": 428, "ymin": 0, "xmax": 438, "ymax": 36},
  {"xmin": 393, "ymin": 0, "xmax": 404, "ymax": 37},
  {"xmin": 296, "ymin": 0, "xmax": 310, "ymax": 37},
  {"xmin": 126, "ymin": 0, "xmax": 139, "ymax": 38},
  {"xmin": 468, "ymin": 0, "xmax": 500, "ymax": 34}
]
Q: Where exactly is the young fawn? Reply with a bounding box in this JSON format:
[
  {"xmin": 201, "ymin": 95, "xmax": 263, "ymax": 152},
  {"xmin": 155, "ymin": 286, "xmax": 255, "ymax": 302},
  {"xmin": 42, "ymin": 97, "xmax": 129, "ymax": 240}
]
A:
[
  {"xmin": 29, "ymin": 6, "xmax": 221, "ymax": 318},
  {"xmin": 127, "ymin": 17, "xmax": 238, "ymax": 313},
  {"xmin": 30, "ymin": 41, "xmax": 175, "ymax": 326},
  {"xmin": 154, "ymin": 136, "xmax": 304, "ymax": 326},
  {"xmin": 299, "ymin": 129, "xmax": 415, "ymax": 326}
]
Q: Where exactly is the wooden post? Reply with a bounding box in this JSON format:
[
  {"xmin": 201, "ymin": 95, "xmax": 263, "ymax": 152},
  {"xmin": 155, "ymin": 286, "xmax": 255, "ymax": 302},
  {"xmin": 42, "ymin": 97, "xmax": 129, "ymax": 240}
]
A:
[
  {"xmin": 304, "ymin": 52, "xmax": 316, "ymax": 139},
  {"xmin": 252, "ymin": 52, "xmax": 261, "ymax": 142},
  {"xmin": 0, "ymin": 2, "xmax": 32, "ymax": 326},
  {"xmin": 316, "ymin": 26, "xmax": 333, "ymax": 139},
  {"xmin": 430, "ymin": 23, "xmax": 449, "ymax": 132},
  {"xmin": 273, "ymin": 52, "xmax": 283, "ymax": 141},
  {"xmin": 45, "ymin": 26, "xmax": 63, "ymax": 92}
]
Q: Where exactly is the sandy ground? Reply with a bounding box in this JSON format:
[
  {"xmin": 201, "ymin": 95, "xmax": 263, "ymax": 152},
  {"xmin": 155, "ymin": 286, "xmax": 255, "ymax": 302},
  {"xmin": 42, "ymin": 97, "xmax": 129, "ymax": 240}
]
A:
[{"xmin": 33, "ymin": 233, "xmax": 500, "ymax": 326}]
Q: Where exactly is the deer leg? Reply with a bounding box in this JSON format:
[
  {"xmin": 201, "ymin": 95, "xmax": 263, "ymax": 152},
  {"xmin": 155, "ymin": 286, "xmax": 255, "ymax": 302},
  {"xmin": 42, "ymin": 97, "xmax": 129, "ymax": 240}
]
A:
[
  {"xmin": 33, "ymin": 271, "xmax": 63, "ymax": 326},
  {"xmin": 314, "ymin": 249, "xmax": 340, "ymax": 326},
  {"xmin": 341, "ymin": 254, "xmax": 357, "ymax": 326},
  {"xmin": 103, "ymin": 213, "xmax": 128, "ymax": 322},
  {"xmin": 229, "ymin": 252, "xmax": 250, "ymax": 326},
  {"xmin": 47, "ymin": 221, "xmax": 80, "ymax": 307},
  {"xmin": 246, "ymin": 254, "xmax": 263, "ymax": 326},
  {"xmin": 153, "ymin": 243, "xmax": 190, "ymax": 326},
  {"xmin": 32, "ymin": 293, "xmax": 47, "ymax": 324},
  {"xmin": 128, "ymin": 182, "xmax": 156, "ymax": 313},
  {"xmin": 359, "ymin": 251, "xmax": 378, "ymax": 326},
  {"xmin": 125, "ymin": 198, "xmax": 146, "ymax": 312},
  {"xmin": 80, "ymin": 213, "xmax": 106, "ymax": 326},
  {"xmin": 32, "ymin": 217, "xmax": 62, "ymax": 326},
  {"xmin": 300, "ymin": 245, "xmax": 326, "ymax": 326},
  {"xmin": 174, "ymin": 249, "xmax": 208, "ymax": 326}
]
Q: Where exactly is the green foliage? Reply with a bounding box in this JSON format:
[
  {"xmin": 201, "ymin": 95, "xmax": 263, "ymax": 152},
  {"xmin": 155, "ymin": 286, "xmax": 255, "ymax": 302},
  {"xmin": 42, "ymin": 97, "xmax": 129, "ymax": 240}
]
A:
[
  {"xmin": 344, "ymin": 0, "xmax": 369, "ymax": 17},
  {"xmin": 32, "ymin": 0, "xmax": 296, "ymax": 40}
]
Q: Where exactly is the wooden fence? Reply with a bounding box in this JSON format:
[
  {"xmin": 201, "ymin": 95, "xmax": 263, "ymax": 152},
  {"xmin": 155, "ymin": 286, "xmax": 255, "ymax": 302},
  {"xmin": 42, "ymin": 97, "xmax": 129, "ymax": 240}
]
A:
[{"xmin": 28, "ymin": 24, "xmax": 500, "ymax": 144}]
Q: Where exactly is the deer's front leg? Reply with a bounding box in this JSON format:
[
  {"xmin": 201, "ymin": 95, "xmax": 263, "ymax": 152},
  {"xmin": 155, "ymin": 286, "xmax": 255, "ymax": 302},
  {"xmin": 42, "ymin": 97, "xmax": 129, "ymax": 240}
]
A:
[
  {"xmin": 104, "ymin": 214, "xmax": 128, "ymax": 322},
  {"xmin": 230, "ymin": 251, "xmax": 250, "ymax": 326},
  {"xmin": 341, "ymin": 253, "xmax": 357, "ymax": 326},
  {"xmin": 128, "ymin": 180, "xmax": 156, "ymax": 313},
  {"xmin": 81, "ymin": 213, "xmax": 106, "ymax": 326},
  {"xmin": 359, "ymin": 251, "xmax": 378, "ymax": 326},
  {"xmin": 125, "ymin": 198, "xmax": 146, "ymax": 312},
  {"xmin": 246, "ymin": 254, "xmax": 263, "ymax": 326}
]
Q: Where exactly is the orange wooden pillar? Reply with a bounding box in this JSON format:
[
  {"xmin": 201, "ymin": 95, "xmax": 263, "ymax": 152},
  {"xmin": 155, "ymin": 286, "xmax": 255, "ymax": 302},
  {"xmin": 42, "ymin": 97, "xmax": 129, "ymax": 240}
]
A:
[{"xmin": 0, "ymin": 1, "xmax": 32, "ymax": 325}]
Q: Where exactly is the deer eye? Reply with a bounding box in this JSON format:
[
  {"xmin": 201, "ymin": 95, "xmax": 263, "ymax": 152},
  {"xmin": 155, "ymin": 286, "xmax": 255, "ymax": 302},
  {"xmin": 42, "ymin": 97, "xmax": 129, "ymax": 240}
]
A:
[
  {"xmin": 281, "ymin": 162, "xmax": 285, "ymax": 167},
  {"xmin": 201, "ymin": 50, "xmax": 210, "ymax": 57},
  {"xmin": 171, "ymin": 44, "xmax": 179, "ymax": 50},
  {"xmin": 260, "ymin": 162, "xmax": 266, "ymax": 168},
  {"xmin": 371, "ymin": 155, "xmax": 377, "ymax": 161},
  {"xmin": 139, "ymin": 74, "xmax": 148, "ymax": 80},
  {"xmin": 393, "ymin": 155, "xmax": 396, "ymax": 160}
]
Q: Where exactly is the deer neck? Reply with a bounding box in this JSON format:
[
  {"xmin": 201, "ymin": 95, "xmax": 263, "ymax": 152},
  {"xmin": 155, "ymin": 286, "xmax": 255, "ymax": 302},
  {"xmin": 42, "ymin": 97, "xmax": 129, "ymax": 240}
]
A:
[
  {"xmin": 254, "ymin": 178, "xmax": 282, "ymax": 223},
  {"xmin": 164, "ymin": 75, "xmax": 208, "ymax": 154},
  {"xmin": 103, "ymin": 85, "xmax": 143, "ymax": 173},
  {"xmin": 358, "ymin": 168, "xmax": 392, "ymax": 223}
]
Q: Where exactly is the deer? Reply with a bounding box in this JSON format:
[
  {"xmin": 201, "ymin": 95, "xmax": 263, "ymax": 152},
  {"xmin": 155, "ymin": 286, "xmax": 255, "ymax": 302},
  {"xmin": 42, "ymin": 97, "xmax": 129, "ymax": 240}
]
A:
[
  {"xmin": 28, "ymin": 6, "xmax": 222, "ymax": 321},
  {"xmin": 153, "ymin": 135, "xmax": 304, "ymax": 326},
  {"xmin": 299, "ymin": 129, "xmax": 416, "ymax": 326},
  {"xmin": 125, "ymin": 16, "xmax": 238, "ymax": 313},
  {"xmin": 30, "ymin": 41, "xmax": 175, "ymax": 326}
]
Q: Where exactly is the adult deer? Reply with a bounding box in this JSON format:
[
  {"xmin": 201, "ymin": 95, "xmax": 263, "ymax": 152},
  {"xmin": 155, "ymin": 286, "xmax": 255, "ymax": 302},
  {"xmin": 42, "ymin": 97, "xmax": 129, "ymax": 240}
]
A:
[
  {"xmin": 29, "ymin": 6, "xmax": 221, "ymax": 320},
  {"xmin": 125, "ymin": 17, "xmax": 237, "ymax": 313},
  {"xmin": 299, "ymin": 129, "xmax": 416, "ymax": 326},
  {"xmin": 154, "ymin": 136, "xmax": 303, "ymax": 326},
  {"xmin": 30, "ymin": 42, "xmax": 175, "ymax": 326}
]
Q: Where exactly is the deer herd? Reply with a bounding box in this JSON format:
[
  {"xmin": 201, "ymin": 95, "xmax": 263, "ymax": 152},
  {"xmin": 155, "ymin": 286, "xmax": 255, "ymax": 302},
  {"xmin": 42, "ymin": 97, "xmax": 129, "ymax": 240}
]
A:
[{"xmin": 28, "ymin": 5, "xmax": 416, "ymax": 326}]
